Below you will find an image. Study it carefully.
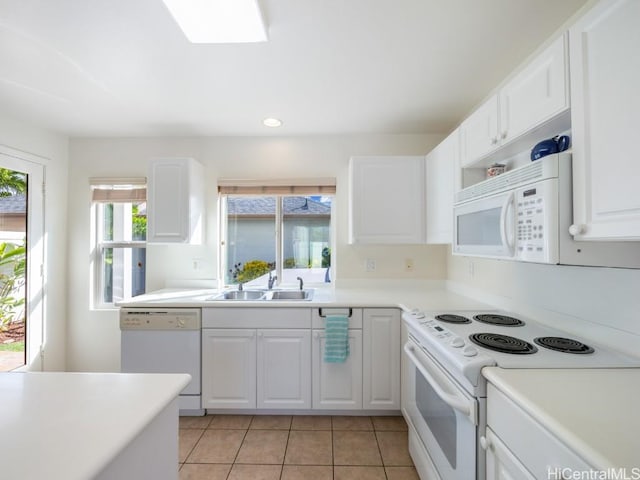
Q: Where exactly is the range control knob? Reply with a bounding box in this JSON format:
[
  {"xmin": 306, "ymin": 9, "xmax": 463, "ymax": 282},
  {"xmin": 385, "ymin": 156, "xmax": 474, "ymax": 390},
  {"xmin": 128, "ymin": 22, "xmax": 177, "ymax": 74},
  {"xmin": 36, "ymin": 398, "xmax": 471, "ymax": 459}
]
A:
[
  {"xmin": 450, "ymin": 337, "xmax": 465, "ymax": 348},
  {"xmin": 462, "ymin": 346, "xmax": 478, "ymax": 357}
]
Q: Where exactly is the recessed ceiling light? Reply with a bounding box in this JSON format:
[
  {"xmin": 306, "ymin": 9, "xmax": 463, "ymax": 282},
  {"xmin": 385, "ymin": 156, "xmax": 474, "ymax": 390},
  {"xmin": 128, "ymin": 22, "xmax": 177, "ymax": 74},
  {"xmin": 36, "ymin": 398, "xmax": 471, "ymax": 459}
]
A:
[
  {"xmin": 162, "ymin": 0, "xmax": 267, "ymax": 44},
  {"xmin": 263, "ymin": 118, "xmax": 283, "ymax": 128}
]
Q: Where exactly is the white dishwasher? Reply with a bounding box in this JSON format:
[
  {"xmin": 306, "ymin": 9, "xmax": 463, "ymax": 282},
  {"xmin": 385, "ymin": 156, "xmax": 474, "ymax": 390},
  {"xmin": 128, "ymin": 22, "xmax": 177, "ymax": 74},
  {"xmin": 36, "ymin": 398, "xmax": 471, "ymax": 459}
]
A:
[{"xmin": 120, "ymin": 308, "xmax": 204, "ymax": 416}]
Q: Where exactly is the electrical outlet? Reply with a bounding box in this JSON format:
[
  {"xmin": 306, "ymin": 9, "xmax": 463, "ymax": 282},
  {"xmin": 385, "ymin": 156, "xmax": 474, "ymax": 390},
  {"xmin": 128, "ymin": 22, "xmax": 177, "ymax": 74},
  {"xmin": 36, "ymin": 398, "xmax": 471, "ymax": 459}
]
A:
[
  {"xmin": 365, "ymin": 258, "xmax": 376, "ymax": 272},
  {"xmin": 404, "ymin": 258, "xmax": 414, "ymax": 272}
]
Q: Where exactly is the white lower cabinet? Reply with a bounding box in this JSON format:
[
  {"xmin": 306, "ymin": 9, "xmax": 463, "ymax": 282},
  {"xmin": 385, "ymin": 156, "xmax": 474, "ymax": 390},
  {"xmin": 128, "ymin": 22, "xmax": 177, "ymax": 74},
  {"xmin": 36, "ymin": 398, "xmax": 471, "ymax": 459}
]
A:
[
  {"xmin": 487, "ymin": 383, "xmax": 592, "ymax": 479},
  {"xmin": 257, "ymin": 329, "xmax": 311, "ymax": 409},
  {"xmin": 202, "ymin": 329, "xmax": 256, "ymax": 409},
  {"xmin": 201, "ymin": 307, "xmax": 401, "ymax": 413},
  {"xmin": 484, "ymin": 428, "xmax": 535, "ymax": 480},
  {"xmin": 363, "ymin": 308, "xmax": 401, "ymax": 410},
  {"xmin": 312, "ymin": 329, "xmax": 363, "ymax": 409}
]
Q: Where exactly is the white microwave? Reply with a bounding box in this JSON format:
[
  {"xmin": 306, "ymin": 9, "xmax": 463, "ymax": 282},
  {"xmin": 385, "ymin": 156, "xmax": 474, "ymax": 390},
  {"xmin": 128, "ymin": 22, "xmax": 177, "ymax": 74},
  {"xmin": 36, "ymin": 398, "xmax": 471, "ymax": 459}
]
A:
[{"xmin": 453, "ymin": 153, "xmax": 640, "ymax": 268}]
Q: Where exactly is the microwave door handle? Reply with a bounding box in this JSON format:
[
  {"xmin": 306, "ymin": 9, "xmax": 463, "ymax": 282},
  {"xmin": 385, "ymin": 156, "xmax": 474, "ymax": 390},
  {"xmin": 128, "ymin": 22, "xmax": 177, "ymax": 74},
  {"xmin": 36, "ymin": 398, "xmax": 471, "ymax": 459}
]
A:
[
  {"xmin": 403, "ymin": 343, "xmax": 476, "ymax": 422},
  {"xmin": 500, "ymin": 192, "xmax": 515, "ymax": 256}
]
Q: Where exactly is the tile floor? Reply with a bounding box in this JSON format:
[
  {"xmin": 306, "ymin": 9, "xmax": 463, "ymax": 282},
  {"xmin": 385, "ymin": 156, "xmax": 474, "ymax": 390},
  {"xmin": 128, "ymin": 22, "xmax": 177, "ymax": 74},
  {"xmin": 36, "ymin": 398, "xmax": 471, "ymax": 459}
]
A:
[{"xmin": 179, "ymin": 414, "xmax": 419, "ymax": 480}]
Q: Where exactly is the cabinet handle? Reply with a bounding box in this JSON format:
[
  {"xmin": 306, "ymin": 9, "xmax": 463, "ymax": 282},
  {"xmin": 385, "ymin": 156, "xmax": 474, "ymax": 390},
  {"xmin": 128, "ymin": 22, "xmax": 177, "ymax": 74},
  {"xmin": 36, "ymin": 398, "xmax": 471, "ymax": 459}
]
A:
[
  {"xmin": 569, "ymin": 224, "xmax": 586, "ymax": 236},
  {"xmin": 480, "ymin": 435, "xmax": 490, "ymax": 450},
  {"xmin": 501, "ymin": 130, "xmax": 508, "ymax": 139},
  {"xmin": 491, "ymin": 136, "xmax": 498, "ymax": 145}
]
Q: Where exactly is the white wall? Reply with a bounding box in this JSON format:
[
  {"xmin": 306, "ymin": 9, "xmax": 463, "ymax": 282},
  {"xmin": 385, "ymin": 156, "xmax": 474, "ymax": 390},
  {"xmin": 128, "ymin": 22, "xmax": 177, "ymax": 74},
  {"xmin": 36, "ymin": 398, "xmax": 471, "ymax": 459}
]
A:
[
  {"xmin": 447, "ymin": 253, "xmax": 640, "ymax": 355},
  {"xmin": 0, "ymin": 114, "xmax": 69, "ymax": 371},
  {"xmin": 67, "ymin": 134, "xmax": 445, "ymax": 371}
]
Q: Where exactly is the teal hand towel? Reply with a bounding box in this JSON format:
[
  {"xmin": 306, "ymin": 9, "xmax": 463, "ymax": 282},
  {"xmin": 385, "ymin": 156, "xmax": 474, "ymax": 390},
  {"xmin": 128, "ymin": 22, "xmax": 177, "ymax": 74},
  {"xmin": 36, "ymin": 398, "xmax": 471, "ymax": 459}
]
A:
[{"xmin": 324, "ymin": 315, "xmax": 350, "ymax": 363}]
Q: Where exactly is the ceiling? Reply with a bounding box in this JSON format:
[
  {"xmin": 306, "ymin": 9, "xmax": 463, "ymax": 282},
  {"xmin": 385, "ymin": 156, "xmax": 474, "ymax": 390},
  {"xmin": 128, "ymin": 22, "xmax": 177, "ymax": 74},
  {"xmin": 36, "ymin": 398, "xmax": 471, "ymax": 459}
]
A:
[{"xmin": 0, "ymin": 0, "xmax": 588, "ymax": 137}]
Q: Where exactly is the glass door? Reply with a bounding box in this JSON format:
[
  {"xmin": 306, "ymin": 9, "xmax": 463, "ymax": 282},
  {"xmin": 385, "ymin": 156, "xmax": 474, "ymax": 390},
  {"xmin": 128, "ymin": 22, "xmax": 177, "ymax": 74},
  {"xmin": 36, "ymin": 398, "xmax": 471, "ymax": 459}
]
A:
[{"xmin": 0, "ymin": 147, "xmax": 44, "ymax": 371}]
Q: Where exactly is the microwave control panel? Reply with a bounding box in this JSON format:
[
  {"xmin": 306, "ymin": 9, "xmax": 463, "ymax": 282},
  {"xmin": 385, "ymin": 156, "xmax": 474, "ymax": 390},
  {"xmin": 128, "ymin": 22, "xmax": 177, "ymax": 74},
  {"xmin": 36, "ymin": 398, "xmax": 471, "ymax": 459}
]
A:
[{"xmin": 515, "ymin": 186, "xmax": 548, "ymax": 261}]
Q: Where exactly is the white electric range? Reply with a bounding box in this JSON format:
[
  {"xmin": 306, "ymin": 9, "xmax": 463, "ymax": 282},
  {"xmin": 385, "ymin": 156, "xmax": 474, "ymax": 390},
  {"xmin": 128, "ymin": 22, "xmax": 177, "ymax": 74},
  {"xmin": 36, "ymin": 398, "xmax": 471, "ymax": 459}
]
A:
[{"xmin": 401, "ymin": 309, "xmax": 640, "ymax": 480}]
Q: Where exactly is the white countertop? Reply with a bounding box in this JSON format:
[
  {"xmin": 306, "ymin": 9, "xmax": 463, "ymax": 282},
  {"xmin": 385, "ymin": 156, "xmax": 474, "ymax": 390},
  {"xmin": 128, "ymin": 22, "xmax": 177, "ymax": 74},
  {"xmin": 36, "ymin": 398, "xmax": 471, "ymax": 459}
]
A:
[
  {"xmin": 483, "ymin": 367, "xmax": 640, "ymax": 470},
  {"xmin": 0, "ymin": 372, "xmax": 190, "ymax": 480},
  {"xmin": 117, "ymin": 282, "xmax": 491, "ymax": 313}
]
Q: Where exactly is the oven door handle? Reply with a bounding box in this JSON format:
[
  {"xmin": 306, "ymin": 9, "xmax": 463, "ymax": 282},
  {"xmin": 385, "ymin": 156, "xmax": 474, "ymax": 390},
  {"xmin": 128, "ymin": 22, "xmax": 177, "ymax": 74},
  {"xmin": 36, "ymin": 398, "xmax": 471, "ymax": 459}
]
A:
[{"xmin": 404, "ymin": 343, "xmax": 477, "ymax": 424}]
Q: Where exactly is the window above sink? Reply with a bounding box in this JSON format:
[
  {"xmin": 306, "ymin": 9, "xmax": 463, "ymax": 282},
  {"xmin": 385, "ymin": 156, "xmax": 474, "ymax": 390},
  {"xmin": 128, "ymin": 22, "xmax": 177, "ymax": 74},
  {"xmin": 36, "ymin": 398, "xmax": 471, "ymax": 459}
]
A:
[{"xmin": 218, "ymin": 179, "xmax": 335, "ymax": 291}]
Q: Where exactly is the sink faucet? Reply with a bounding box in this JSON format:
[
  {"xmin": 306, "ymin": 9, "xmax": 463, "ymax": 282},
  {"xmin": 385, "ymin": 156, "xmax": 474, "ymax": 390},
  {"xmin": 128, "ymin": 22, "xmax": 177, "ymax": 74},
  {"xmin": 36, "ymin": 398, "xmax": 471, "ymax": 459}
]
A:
[
  {"xmin": 296, "ymin": 276, "xmax": 304, "ymax": 291},
  {"xmin": 237, "ymin": 282, "xmax": 244, "ymax": 291},
  {"xmin": 268, "ymin": 272, "xmax": 277, "ymax": 290}
]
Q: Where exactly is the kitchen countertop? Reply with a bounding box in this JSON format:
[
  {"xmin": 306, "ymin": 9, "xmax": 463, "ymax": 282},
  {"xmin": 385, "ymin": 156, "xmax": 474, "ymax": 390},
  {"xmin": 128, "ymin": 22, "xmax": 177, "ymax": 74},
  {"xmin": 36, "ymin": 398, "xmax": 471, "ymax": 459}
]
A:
[
  {"xmin": 483, "ymin": 367, "xmax": 640, "ymax": 470},
  {"xmin": 0, "ymin": 371, "xmax": 190, "ymax": 480},
  {"xmin": 117, "ymin": 282, "xmax": 491, "ymax": 313}
]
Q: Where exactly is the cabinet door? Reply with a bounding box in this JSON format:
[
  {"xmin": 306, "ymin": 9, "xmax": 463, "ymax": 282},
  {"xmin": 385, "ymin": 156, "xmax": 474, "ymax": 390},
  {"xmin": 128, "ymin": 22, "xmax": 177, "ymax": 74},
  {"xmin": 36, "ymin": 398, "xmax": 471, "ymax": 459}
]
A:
[
  {"xmin": 426, "ymin": 130, "xmax": 457, "ymax": 244},
  {"xmin": 312, "ymin": 329, "xmax": 363, "ymax": 410},
  {"xmin": 147, "ymin": 158, "xmax": 203, "ymax": 244},
  {"xmin": 349, "ymin": 156, "xmax": 425, "ymax": 244},
  {"xmin": 363, "ymin": 309, "xmax": 400, "ymax": 410},
  {"xmin": 484, "ymin": 428, "xmax": 536, "ymax": 480},
  {"xmin": 460, "ymin": 95, "xmax": 499, "ymax": 166},
  {"xmin": 257, "ymin": 329, "xmax": 311, "ymax": 409},
  {"xmin": 569, "ymin": 0, "xmax": 640, "ymax": 240},
  {"xmin": 202, "ymin": 329, "xmax": 256, "ymax": 409},
  {"xmin": 500, "ymin": 35, "xmax": 567, "ymax": 143}
]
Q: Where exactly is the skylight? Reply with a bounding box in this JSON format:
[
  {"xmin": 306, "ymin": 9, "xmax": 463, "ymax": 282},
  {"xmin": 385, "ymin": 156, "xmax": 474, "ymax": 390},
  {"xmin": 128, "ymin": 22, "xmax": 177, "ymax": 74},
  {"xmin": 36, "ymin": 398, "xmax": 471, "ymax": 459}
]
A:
[{"xmin": 162, "ymin": 0, "xmax": 267, "ymax": 44}]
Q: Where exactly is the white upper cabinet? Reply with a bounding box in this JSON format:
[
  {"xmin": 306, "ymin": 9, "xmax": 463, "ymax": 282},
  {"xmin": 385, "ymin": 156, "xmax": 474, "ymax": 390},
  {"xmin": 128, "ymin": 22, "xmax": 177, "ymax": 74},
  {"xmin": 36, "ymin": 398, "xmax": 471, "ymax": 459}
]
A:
[
  {"xmin": 569, "ymin": 0, "xmax": 640, "ymax": 241},
  {"xmin": 147, "ymin": 157, "xmax": 204, "ymax": 244},
  {"xmin": 499, "ymin": 35, "xmax": 567, "ymax": 144},
  {"xmin": 426, "ymin": 130, "xmax": 458, "ymax": 244},
  {"xmin": 460, "ymin": 35, "xmax": 568, "ymax": 167},
  {"xmin": 460, "ymin": 95, "xmax": 500, "ymax": 166},
  {"xmin": 349, "ymin": 156, "xmax": 425, "ymax": 244}
]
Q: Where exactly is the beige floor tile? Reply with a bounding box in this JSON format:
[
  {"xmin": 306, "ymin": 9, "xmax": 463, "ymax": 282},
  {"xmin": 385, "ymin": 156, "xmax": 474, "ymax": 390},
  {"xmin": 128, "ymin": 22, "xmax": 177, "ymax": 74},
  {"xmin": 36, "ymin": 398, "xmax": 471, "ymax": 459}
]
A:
[
  {"xmin": 250, "ymin": 415, "xmax": 292, "ymax": 430},
  {"xmin": 334, "ymin": 466, "xmax": 387, "ymax": 480},
  {"xmin": 332, "ymin": 416, "xmax": 373, "ymax": 431},
  {"xmin": 376, "ymin": 431, "xmax": 413, "ymax": 466},
  {"xmin": 209, "ymin": 414, "xmax": 253, "ymax": 430},
  {"xmin": 235, "ymin": 429, "xmax": 289, "ymax": 464},
  {"xmin": 385, "ymin": 466, "xmax": 421, "ymax": 480},
  {"xmin": 291, "ymin": 415, "xmax": 332, "ymax": 430},
  {"xmin": 227, "ymin": 464, "xmax": 282, "ymax": 480},
  {"xmin": 371, "ymin": 416, "xmax": 408, "ymax": 431},
  {"xmin": 186, "ymin": 429, "xmax": 246, "ymax": 463},
  {"xmin": 281, "ymin": 465, "xmax": 333, "ymax": 480},
  {"xmin": 179, "ymin": 415, "xmax": 213, "ymax": 429},
  {"xmin": 179, "ymin": 429, "xmax": 204, "ymax": 463},
  {"xmin": 333, "ymin": 431, "xmax": 382, "ymax": 466},
  {"xmin": 284, "ymin": 430, "xmax": 333, "ymax": 465},
  {"xmin": 179, "ymin": 463, "xmax": 231, "ymax": 480}
]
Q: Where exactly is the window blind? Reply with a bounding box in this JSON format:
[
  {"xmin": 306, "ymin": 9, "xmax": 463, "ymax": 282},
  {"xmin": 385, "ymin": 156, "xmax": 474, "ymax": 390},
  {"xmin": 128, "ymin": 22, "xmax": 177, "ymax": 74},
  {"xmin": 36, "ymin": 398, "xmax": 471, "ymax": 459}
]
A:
[
  {"xmin": 90, "ymin": 177, "xmax": 146, "ymax": 203},
  {"xmin": 218, "ymin": 178, "xmax": 336, "ymax": 195}
]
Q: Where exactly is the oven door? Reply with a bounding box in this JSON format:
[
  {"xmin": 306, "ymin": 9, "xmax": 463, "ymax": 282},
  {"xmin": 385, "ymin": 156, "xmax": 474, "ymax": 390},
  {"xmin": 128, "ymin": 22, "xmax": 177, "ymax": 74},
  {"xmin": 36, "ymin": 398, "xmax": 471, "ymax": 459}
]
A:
[
  {"xmin": 403, "ymin": 338, "xmax": 478, "ymax": 480},
  {"xmin": 453, "ymin": 189, "xmax": 516, "ymax": 259}
]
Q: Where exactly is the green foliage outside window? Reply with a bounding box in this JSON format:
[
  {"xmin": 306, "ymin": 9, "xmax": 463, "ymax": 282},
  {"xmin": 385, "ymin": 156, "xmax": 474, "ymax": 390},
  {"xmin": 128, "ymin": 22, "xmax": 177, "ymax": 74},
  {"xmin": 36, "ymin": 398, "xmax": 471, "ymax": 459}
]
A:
[
  {"xmin": 229, "ymin": 260, "xmax": 275, "ymax": 283},
  {"xmin": 0, "ymin": 242, "xmax": 26, "ymax": 330}
]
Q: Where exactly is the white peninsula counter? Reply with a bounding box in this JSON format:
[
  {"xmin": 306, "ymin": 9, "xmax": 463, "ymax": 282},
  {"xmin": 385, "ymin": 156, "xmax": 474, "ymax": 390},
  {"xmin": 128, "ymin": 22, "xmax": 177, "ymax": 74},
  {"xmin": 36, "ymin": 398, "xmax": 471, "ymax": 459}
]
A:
[{"xmin": 0, "ymin": 371, "xmax": 190, "ymax": 480}]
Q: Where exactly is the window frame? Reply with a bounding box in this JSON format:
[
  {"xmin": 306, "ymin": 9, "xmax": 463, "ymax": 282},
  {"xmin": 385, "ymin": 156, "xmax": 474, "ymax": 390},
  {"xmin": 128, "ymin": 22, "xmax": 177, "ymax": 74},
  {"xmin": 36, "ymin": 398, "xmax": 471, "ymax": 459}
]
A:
[
  {"xmin": 219, "ymin": 191, "xmax": 335, "ymax": 289},
  {"xmin": 90, "ymin": 179, "xmax": 147, "ymax": 309}
]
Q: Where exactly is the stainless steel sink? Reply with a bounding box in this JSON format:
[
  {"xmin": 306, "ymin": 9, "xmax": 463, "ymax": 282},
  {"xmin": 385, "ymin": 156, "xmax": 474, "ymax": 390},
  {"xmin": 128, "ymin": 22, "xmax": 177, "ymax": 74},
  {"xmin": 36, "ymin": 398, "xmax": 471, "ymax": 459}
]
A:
[
  {"xmin": 208, "ymin": 290, "xmax": 266, "ymax": 301},
  {"xmin": 207, "ymin": 288, "xmax": 314, "ymax": 301},
  {"xmin": 267, "ymin": 290, "xmax": 314, "ymax": 301}
]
